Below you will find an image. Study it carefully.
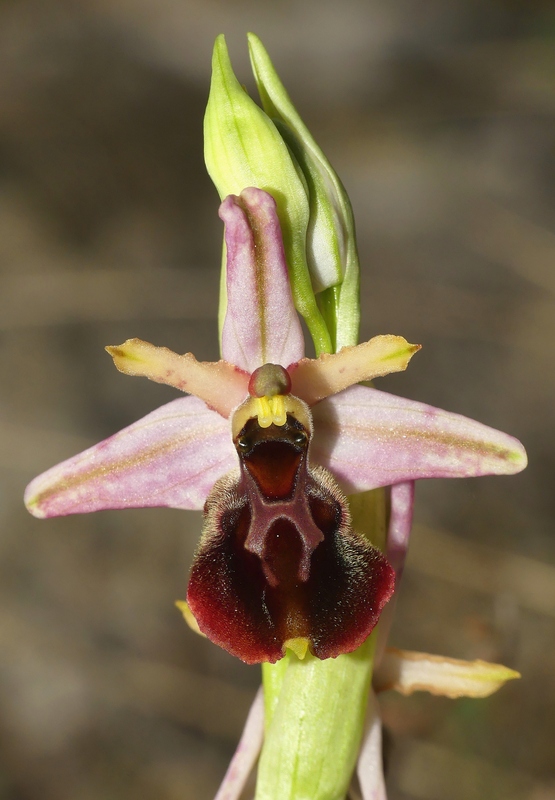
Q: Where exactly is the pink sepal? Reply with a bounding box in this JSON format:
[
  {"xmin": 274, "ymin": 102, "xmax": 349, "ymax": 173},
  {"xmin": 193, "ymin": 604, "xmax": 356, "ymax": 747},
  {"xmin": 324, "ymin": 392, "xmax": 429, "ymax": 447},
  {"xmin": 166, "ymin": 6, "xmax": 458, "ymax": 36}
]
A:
[
  {"xmin": 25, "ymin": 396, "xmax": 236, "ymax": 517},
  {"xmin": 220, "ymin": 188, "xmax": 305, "ymax": 373},
  {"xmin": 311, "ymin": 385, "xmax": 527, "ymax": 493}
]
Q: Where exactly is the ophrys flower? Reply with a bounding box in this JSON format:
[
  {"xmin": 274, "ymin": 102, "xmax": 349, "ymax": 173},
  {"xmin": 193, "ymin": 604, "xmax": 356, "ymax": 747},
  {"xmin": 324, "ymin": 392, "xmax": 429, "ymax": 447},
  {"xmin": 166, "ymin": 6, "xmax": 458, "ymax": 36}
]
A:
[{"xmin": 25, "ymin": 187, "xmax": 526, "ymax": 667}]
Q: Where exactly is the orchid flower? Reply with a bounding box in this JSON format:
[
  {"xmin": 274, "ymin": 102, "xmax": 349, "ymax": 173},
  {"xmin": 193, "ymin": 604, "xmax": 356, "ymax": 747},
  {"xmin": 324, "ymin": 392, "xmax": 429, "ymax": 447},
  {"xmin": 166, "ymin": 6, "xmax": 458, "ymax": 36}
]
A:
[
  {"xmin": 24, "ymin": 186, "xmax": 525, "ymax": 660},
  {"xmin": 25, "ymin": 186, "xmax": 526, "ymax": 794},
  {"xmin": 25, "ymin": 33, "xmax": 527, "ymax": 800}
]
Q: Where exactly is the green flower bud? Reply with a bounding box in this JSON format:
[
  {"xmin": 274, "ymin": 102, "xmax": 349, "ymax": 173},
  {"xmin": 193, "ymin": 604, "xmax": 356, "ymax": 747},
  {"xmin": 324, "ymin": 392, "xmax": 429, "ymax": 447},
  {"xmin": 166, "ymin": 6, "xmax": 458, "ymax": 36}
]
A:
[
  {"xmin": 204, "ymin": 34, "xmax": 332, "ymax": 355},
  {"xmin": 247, "ymin": 33, "xmax": 361, "ymax": 349}
]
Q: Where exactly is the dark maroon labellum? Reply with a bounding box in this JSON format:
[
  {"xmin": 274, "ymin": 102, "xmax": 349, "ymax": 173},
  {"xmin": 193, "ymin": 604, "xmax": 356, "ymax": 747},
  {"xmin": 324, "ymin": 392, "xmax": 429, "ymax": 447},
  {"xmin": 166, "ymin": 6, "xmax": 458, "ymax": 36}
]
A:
[{"xmin": 187, "ymin": 404, "xmax": 395, "ymax": 664}]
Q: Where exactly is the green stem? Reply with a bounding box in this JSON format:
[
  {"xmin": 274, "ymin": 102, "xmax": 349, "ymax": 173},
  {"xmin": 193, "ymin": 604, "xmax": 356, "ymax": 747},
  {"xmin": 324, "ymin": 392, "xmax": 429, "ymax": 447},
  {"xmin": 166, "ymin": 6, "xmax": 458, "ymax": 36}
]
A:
[
  {"xmin": 257, "ymin": 637, "xmax": 377, "ymax": 800},
  {"xmin": 256, "ymin": 487, "xmax": 388, "ymax": 799}
]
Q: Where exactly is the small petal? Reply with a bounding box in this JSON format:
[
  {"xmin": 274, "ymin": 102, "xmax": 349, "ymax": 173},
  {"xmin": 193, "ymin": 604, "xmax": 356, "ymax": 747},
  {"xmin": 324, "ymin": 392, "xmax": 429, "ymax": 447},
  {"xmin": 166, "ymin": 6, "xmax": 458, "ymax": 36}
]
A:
[
  {"xmin": 220, "ymin": 189, "xmax": 305, "ymax": 372},
  {"xmin": 106, "ymin": 338, "xmax": 249, "ymax": 418},
  {"xmin": 356, "ymin": 691, "xmax": 387, "ymax": 800},
  {"xmin": 24, "ymin": 397, "xmax": 236, "ymax": 517},
  {"xmin": 175, "ymin": 601, "xmax": 206, "ymax": 637},
  {"xmin": 289, "ymin": 336, "xmax": 420, "ymax": 406},
  {"xmin": 374, "ymin": 647, "xmax": 520, "ymax": 699},
  {"xmin": 311, "ymin": 385, "xmax": 527, "ymax": 493},
  {"xmin": 214, "ymin": 687, "xmax": 264, "ymax": 800}
]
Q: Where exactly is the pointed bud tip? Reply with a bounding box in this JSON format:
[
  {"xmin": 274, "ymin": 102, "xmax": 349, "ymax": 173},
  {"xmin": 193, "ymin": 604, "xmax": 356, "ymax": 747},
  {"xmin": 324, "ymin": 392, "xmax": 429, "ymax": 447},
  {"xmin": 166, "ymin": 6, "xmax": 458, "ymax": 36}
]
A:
[
  {"xmin": 210, "ymin": 34, "xmax": 240, "ymax": 95},
  {"xmin": 212, "ymin": 33, "xmax": 229, "ymax": 64},
  {"xmin": 246, "ymin": 32, "xmax": 266, "ymax": 64}
]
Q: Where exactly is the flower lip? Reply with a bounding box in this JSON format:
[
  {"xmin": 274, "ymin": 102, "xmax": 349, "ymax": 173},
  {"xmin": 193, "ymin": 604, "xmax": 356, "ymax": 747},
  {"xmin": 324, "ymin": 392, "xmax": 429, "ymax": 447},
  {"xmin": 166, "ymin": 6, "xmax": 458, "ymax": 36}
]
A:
[
  {"xmin": 187, "ymin": 412, "xmax": 395, "ymax": 664},
  {"xmin": 186, "ymin": 385, "xmax": 396, "ymax": 664}
]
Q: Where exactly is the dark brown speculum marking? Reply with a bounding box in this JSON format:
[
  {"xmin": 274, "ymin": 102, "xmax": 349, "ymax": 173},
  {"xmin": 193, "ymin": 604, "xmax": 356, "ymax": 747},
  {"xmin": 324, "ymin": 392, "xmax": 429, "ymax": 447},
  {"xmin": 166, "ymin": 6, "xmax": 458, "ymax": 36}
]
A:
[{"xmin": 187, "ymin": 409, "xmax": 395, "ymax": 664}]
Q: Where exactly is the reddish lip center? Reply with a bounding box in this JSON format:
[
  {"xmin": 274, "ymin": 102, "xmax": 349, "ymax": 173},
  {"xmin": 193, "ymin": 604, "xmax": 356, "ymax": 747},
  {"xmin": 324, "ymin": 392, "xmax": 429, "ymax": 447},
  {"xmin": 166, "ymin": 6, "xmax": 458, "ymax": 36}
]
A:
[{"xmin": 244, "ymin": 440, "xmax": 302, "ymax": 500}]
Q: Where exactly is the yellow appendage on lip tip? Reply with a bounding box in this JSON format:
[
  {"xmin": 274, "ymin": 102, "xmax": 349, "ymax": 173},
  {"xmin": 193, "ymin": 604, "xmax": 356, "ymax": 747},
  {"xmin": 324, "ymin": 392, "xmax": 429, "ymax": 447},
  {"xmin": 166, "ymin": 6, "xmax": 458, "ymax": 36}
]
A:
[
  {"xmin": 255, "ymin": 395, "xmax": 287, "ymax": 428},
  {"xmin": 175, "ymin": 600, "xmax": 206, "ymax": 638},
  {"xmin": 284, "ymin": 637, "xmax": 310, "ymax": 660}
]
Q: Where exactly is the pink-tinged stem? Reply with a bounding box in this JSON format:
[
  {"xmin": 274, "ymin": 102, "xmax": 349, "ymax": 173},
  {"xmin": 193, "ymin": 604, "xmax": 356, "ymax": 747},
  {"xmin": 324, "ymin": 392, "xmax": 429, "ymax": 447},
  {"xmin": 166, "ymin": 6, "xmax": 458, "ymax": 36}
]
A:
[
  {"xmin": 356, "ymin": 691, "xmax": 387, "ymax": 800},
  {"xmin": 214, "ymin": 687, "xmax": 264, "ymax": 800}
]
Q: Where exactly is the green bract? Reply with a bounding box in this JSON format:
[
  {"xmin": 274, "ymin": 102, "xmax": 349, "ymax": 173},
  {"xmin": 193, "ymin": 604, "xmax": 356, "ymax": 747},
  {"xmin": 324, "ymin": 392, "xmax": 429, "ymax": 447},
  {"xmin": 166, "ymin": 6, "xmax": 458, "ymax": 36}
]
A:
[{"xmin": 248, "ymin": 33, "xmax": 361, "ymax": 350}]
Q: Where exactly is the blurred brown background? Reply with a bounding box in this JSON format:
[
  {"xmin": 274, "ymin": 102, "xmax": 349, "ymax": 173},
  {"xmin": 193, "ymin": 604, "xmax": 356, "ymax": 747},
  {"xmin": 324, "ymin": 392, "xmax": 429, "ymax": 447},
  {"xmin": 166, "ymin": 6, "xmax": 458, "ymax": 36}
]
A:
[{"xmin": 1, "ymin": 1, "xmax": 553, "ymax": 798}]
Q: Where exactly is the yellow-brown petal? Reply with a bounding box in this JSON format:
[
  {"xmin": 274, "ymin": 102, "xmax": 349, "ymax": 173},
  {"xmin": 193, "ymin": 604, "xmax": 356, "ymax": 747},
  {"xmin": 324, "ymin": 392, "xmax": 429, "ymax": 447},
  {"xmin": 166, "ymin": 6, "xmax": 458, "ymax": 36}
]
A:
[
  {"xmin": 288, "ymin": 335, "xmax": 421, "ymax": 406},
  {"xmin": 106, "ymin": 338, "xmax": 249, "ymax": 418},
  {"xmin": 374, "ymin": 647, "xmax": 520, "ymax": 698}
]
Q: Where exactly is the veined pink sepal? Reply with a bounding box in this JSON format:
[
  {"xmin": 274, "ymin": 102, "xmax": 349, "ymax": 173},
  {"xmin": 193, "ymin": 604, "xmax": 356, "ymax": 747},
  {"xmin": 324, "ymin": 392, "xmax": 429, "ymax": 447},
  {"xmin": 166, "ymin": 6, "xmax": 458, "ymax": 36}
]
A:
[
  {"xmin": 220, "ymin": 188, "xmax": 305, "ymax": 373},
  {"xmin": 25, "ymin": 396, "xmax": 236, "ymax": 517},
  {"xmin": 311, "ymin": 385, "xmax": 527, "ymax": 493}
]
